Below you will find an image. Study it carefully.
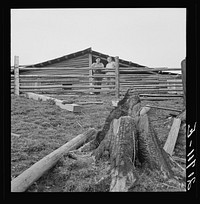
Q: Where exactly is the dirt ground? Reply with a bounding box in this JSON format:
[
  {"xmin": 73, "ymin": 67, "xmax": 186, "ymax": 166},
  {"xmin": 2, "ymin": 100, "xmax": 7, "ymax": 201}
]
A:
[{"xmin": 11, "ymin": 92, "xmax": 186, "ymax": 192}]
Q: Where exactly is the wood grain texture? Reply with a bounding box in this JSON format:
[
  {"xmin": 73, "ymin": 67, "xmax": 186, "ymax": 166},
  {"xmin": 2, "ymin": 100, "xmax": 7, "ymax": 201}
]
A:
[
  {"xmin": 109, "ymin": 116, "xmax": 137, "ymax": 192},
  {"xmin": 11, "ymin": 128, "xmax": 97, "ymax": 192},
  {"xmin": 163, "ymin": 118, "xmax": 181, "ymax": 156},
  {"xmin": 115, "ymin": 57, "xmax": 120, "ymax": 99},
  {"xmin": 181, "ymin": 59, "xmax": 186, "ymax": 106},
  {"xmin": 25, "ymin": 92, "xmax": 81, "ymax": 113},
  {"xmin": 14, "ymin": 56, "xmax": 19, "ymax": 95}
]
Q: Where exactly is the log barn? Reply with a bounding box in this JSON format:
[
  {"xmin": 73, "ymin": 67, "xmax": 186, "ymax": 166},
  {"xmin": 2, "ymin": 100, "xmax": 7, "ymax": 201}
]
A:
[
  {"xmin": 11, "ymin": 47, "xmax": 182, "ymax": 96},
  {"xmin": 18, "ymin": 47, "xmax": 148, "ymax": 90}
]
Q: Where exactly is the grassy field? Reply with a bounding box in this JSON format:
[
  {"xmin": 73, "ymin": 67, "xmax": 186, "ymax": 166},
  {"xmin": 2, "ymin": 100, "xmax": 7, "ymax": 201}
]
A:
[{"xmin": 11, "ymin": 92, "xmax": 186, "ymax": 192}]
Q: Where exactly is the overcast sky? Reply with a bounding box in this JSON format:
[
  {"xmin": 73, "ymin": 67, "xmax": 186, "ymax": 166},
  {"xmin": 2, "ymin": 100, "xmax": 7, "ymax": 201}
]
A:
[{"xmin": 11, "ymin": 8, "xmax": 186, "ymax": 69}]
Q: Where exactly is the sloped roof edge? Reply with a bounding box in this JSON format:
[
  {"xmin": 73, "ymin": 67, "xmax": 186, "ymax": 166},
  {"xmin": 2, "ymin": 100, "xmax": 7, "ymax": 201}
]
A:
[
  {"xmin": 26, "ymin": 47, "xmax": 92, "ymax": 68},
  {"xmin": 26, "ymin": 47, "xmax": 145, "ymax": 68}
]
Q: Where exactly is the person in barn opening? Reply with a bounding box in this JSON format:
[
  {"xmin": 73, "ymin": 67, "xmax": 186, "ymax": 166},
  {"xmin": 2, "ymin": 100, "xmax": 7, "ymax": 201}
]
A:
[
  {"xmin": 91, "ymin": 57, "xmax": 104, "ymax": 94},
  {"xmin": 106, "ymin": 56, "xmax": 116, "ymax": 89}
]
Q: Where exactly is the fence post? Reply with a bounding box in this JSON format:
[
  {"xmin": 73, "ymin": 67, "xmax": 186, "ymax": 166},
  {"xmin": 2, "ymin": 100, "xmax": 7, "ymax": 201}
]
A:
[
  {"xmin": 89, "ymin": 53, "xmax": 93, "ymax": 94},
  {"xmin": 14, "ymin": 56, "xmax": 19, "ymax": 95},
  {"xmin": 115, "ymin": 56, "xmax": 120, "ymax": 99},
  {"xmin": 181, "ymin": 58, "xmax": 186, "ymax": 107}
]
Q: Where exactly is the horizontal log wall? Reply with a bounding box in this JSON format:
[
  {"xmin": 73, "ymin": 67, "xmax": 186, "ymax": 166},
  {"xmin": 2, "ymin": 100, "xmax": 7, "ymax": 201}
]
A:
[
  {"xmin": 11, "ymin": 56, "xmax": 183, "ymax": 99},
  {"xmin": 19, "ymin": 88, "xmax": 115, "ymax": 93},
  {"xmin": 12, "ymin": 64, "xmax": 117, "ymax": 95},
  {"xmin": 13, "ymin": 70, "xmax": 183, "ymax": 97},
  {"xmin": 119, "ymin": 66, "xmax": 182, "ymax": 97},
  {"xmin": 20, "ymin": 85, "xmax": 116, "ymax": 89},
  {"xmin": 44, "ymin": 54, "xmax": 89, "ymax": 68}
]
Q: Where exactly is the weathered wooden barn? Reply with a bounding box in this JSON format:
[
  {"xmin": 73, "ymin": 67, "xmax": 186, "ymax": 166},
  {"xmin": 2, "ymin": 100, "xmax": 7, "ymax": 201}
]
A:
[
  {"xmin": 11, "ymin": 47, "xmax": 182, "ymax": 96},
  {"xmin": 18, "ymin": 47, "xmax": 150, "ymax": 88}
]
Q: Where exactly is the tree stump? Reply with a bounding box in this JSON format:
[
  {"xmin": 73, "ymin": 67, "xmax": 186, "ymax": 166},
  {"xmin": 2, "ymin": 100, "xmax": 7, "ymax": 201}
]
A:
[
  {"xmin": 79, "ymin": 89, "xmax": 138, "ymax": 152},
  {"xmin": 137, "ymin": 114, "xmax": 173, "ymax": 178},
  {"xmin": 109, "ymin": 116, "xmax": 137, "ymax": 192},
  {"xmin": 77, "ymin": 89, "xmax": 185, "ymax": 191}
]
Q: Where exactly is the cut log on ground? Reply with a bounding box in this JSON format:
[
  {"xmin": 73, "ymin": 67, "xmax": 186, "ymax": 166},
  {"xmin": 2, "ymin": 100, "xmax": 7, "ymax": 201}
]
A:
[
  {"xmin": 77, "ymin": 88, "xmax": 185, "ymax": 191},
  {"xmin": 11, "ymin": 128, "xmax": 97, "ymax": 192},
  {"xmin": 172, "ymin": 156, "xmax": 186, "ymax": 164},
  {"xmin": 77, "ymin": 101, "xmax": 103, "ymax": 105},
  {"xmin": 11, "ymin": 133, "xmax": 20, "ymax": 137},
  {"xmin": 177, "ymin": 109, "xmax": 186, "ymax": 122},
  {"xmin": 163, "ymin": 118, "xmax": 181, "ymax": 156},
  {"xmin": 163, "ymin": 109, "xmax": 186, "ymax": 156},
  {"xmin": 25, "ymin": 92, "xmax": 81, "ymax": 113},
  {"xmin": 145, "ymin": 105, "xmax": 182, "ymax": 113},
  {"xmin": 112, "ymin": 101, "xmax": 182, "ymax": 113}
]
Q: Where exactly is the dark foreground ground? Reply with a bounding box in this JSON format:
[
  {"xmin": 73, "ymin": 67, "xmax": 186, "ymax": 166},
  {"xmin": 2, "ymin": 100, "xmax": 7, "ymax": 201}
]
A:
[{"xmin": 11, "ymin": 92, "xmax": 186, "ymax": 192}]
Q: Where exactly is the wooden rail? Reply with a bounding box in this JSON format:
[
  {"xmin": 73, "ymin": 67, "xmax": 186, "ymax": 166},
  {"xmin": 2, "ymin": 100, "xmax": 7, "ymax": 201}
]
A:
[
  {"xmin": 19, "ymin": 67, "xmax": 115, "ymax": 71},
  {"xmin": 20, "ymin": 85, "xmax": 116, "ymax": 89},
  {"xmin": 17, "ymin": 67, "xmax": 181, "ymax": 72},
  {"xmin": 19, "ymin": 79, "xmax": 116, "ymax": 83},
  {"xmin": 11, "ymin": 56, "xmax": 183, "ymax": 99},
  {"xmin": 19, "ymin": 74, "xmax": 116, "ymax": 78}
]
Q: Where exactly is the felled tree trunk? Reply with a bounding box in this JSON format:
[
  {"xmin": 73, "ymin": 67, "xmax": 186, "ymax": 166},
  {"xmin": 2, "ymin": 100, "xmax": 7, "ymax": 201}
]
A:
[{"xmin": 78, "ymin": 89, "xmax": 185, "ymax": 191}]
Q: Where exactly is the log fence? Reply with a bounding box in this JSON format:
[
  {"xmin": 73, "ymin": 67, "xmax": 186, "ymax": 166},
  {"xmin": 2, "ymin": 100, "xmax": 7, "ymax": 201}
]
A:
[{"xmin": 11, "ymin": 56, "xmax": 183, "ymax": 100}]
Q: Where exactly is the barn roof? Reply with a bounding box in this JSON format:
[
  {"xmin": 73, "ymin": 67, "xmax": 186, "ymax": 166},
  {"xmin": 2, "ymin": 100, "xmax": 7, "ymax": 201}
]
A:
[
  {"xmin": 25, "ymin": 47, "xmax": 145, "ymax": 68},
  {"xmin": 10, "ymin": 47, "xmax": 180, "ymax": 76}
]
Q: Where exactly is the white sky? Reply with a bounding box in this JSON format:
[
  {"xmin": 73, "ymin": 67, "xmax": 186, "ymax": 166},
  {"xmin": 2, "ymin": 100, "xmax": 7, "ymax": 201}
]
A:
[{"xmin": 11, "ymin": 8, "xmax": 186, "ymax": 69}]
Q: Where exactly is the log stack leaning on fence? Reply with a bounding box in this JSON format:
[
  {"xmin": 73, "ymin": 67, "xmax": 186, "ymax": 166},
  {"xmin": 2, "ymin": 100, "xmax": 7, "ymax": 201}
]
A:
[{"xmin": 75, "ymin": 88, "xmax": 185, "ymax": 191}]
